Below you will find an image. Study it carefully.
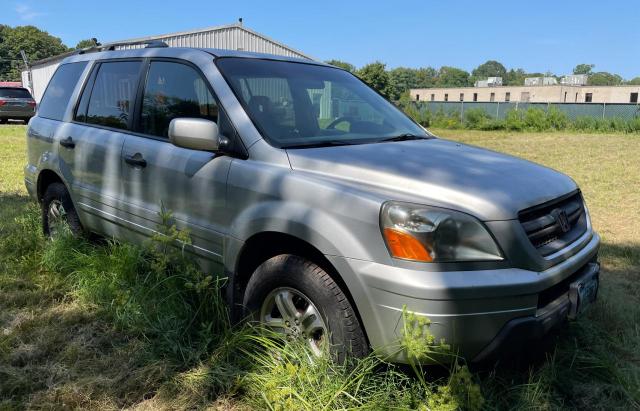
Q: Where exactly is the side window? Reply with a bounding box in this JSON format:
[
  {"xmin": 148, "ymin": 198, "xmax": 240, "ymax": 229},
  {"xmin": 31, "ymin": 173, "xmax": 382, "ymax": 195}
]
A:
[
  {"xmin": 38, "ymin": 61, "xmax": 87, "ymax": 121},
  {"xmin": 80, "ymin": 61, "xmax": 141, "ymax": 130},
  {"xmin": 140, "ymin": 61, "xmax": 218, "ymax": 138}
]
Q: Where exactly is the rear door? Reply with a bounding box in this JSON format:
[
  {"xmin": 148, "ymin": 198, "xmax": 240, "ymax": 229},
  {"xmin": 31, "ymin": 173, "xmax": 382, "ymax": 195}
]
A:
[
  {"xmin": 63, "ymin": 59, "xmax": 144, "ymax": 237},
  {"xmin": 120, "ymin": 60, "xmax": 233, "ymax": 272}
]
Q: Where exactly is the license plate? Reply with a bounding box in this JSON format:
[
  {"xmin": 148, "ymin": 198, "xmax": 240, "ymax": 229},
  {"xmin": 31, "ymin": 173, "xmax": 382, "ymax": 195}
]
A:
[{"xmin": 568, "ymin": 269, "xmax": 599, "ymax": 320}]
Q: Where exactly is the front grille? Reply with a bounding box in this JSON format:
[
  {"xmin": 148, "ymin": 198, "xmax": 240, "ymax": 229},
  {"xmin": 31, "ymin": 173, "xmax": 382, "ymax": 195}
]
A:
[{"xmin": 519, "ymin": 191, "xmax": 588, "ymax": 256}]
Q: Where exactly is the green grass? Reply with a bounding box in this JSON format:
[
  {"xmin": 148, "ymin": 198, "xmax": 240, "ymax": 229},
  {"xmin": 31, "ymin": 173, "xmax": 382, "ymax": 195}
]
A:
[{"xmin": 1, "ymin": 125, "xmax": 639, "ymax": 409}]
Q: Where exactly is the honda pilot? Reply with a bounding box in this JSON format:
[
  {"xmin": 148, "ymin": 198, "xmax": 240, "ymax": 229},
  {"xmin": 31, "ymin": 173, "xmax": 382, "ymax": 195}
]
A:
[{"xmin": 24, "ymin": 45, "xmax": 600, "ymax": 363}]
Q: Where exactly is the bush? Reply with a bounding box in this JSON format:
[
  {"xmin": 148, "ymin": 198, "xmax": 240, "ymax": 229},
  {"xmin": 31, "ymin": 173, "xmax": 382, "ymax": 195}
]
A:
[
  {"xmin": 504, "ymin": 109, "xmax": 525, "ymax": 131},
  {"xmin": 523, "ymin": 108, "xmax": 548, "ymax": 131},
  {"xmin": 546, "ymin": 107, "xmax": 568, "ymax": 130},
  {"xmin": 463, "ymin": 108, "xmax": 491, "ymax": 129},
  {"xmin": 414, "ymin": 102, "xmax": 640, "ymax": 134}
]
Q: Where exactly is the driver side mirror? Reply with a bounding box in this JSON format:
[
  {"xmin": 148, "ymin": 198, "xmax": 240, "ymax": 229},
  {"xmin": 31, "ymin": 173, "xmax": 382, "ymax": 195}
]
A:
[{"xmin": 168, "ymin": 118, "xmax": 226, "ymax": 151}]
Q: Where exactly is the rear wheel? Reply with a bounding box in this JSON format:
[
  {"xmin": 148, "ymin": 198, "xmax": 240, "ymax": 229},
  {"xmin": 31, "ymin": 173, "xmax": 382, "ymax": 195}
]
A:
[
  {"xmin": 243, "ymin": 254, "xmax": 368, "ymax": 362},
  {"xmin": 41, "ymin": 182, "xmax": 83, "ymax": 238},
  {"xmin": 0, "ymin": 118, "xmax": 7, "ymax": 124}
]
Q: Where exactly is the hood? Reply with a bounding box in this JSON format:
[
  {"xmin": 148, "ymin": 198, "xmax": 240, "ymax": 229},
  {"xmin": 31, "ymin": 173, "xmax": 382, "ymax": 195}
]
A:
[{"xmin": 286, "ymin": 138, "xmax": 577, "ymax": 221}]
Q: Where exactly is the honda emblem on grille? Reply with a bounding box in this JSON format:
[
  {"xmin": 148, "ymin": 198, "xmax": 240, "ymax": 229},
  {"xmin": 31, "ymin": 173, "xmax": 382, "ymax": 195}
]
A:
[{"xmin": 553, "ymin": 209, "xmax": 571, "ymax": 233}]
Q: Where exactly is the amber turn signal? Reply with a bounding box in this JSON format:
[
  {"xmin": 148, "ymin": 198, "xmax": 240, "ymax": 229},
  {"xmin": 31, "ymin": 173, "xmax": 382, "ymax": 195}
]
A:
[{"xmin": 383, "ymin": 228, "xmax": 433, "ymax": 262}]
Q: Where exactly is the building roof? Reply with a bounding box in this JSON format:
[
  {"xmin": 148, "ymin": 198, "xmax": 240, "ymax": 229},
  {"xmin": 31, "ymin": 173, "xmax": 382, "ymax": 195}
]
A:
[{"xmin": 29, "ymin": 22, "xmax": 312, "ymax": 68}]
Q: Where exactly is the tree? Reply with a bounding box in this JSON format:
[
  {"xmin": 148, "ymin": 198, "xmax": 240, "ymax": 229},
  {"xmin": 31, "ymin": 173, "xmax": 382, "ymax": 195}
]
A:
[
  {"xmin": 573, "ymin": 64, "xmax": 594, "ymax": 75},
  {"xmin": 75, "ymin": 38, "xmax": 97, "ymax": 49},
  {"xmin": 415, "ymin": 67, "xmax": 437, "ymax": 88},
  {"xmin": 471, "ymin": 60, "xmax": 507, "ymax": 81},
  {"xmin": 325, "ymin": 59, "xmax": 355, "ymax": 73},
  {"xmin": 588, "ymin": 72, "xmax": 623, "ymax": 86},
  {"xmin": 436, "ymin": 66, "xmax": 470, "ymax": 87},
  {"xmin": 504, "ymin": 68, "xmax": 526, "ymax": 86},
  {"xmin": 0, "ymin": 25, "xmax": 68, "ymax": 81},
  {"xmin": 626, "ymin": 77, "xmax": 640, "ymax": 85},
  {"xmin": 388, "ymin": 67, "xmax": 418, "ymax": 100},
  {"xmin": 357, "ymin": 61, "xmax": 394, "ymax": 98}
]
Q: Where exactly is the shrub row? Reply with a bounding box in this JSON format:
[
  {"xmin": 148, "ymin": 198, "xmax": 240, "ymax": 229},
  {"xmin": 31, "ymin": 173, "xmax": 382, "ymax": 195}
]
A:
[{"xmin": 402, "ymin": 104, "xmax": 640, "ymax": 133}]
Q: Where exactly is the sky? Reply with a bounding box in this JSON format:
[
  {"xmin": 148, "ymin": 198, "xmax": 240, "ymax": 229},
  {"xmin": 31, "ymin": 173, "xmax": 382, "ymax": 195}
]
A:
[{"xmin": 3, "ymin": 0, "xmax": 639, "ymax": 79}]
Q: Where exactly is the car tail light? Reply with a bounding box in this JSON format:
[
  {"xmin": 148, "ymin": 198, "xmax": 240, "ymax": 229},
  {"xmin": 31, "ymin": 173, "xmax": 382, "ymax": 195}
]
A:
[
  {"xmin": 0, "ymin": 99, "xmax": 6, "ymax": 106},
  {"xmin": 28, "ymin": 100, "xmax": 36, "ymax": 107}
]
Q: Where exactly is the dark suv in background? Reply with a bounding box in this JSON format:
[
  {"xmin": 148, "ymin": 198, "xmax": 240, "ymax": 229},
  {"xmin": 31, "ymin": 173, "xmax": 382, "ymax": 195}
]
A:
[{"xmin": 0, "ymin": 87, "xmax": 36, "ymax": 123}]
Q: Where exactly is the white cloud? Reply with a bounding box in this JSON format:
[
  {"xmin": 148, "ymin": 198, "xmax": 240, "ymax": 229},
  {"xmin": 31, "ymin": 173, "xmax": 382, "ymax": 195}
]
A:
[{"xmin": 15, "ymin": 3, "xmax": 44, "ymax": 21}]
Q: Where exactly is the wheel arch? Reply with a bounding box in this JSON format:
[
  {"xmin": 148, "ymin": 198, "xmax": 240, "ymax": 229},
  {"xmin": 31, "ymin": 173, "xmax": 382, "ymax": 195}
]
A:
[
  {"xmin": 230, "ymin": 230, "xmax": 370, "ymax": 346},
  {"xmin": 36, "ymin": 169, "xmax": 66, "ymax": 202}
]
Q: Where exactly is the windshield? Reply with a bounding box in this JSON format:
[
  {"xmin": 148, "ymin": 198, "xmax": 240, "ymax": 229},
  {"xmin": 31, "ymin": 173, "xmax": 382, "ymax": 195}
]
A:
[
  {"xmin": 0, "ymin": 88, "xmax": 32, "ymax": 98},
  {"xmin": 216, "ymin": 58, "xmax": 429, "ymax": 148}
]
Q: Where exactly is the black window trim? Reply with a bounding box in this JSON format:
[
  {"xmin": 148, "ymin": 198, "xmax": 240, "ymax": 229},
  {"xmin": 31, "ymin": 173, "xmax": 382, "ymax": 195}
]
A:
[
  {"xmin": 71, "ymin": 56, "xmax": 247, "ymax": 157},
  {"xmin": 38, "ymin": 60, "xmax": 89, "ymax": 121},
  {"xmin": 134, "ymin": 57, "xmax": 221, "ymax": 139},
  {"xmin": 71, "ymin": 57, "xmax": 146, "ymax": 132}
]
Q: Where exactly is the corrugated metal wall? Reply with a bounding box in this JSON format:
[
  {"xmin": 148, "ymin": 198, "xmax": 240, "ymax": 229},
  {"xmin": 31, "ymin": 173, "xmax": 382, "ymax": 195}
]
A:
[
  {"xmin": 29, "ymin": 62, "xmax": 60, "ymax": 102},
  {"xmin": 24, "ymin": 25, "xmax": 310, "ymax": 102},
  {"xmin": 116, "ymin": 26, "xmax": 307, "ymax": 59}
]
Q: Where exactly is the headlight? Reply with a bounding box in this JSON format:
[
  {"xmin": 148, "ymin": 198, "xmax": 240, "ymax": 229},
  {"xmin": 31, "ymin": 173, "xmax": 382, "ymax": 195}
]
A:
[{"xmin": 380, "ymin": 202, "xmax": 503, "ymax": 263}]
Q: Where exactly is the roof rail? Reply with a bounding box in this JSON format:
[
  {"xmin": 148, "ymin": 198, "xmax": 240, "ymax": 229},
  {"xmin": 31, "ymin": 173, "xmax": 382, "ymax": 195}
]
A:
[
  {"xmin": 145, "ymin": 40, "xmax": 169, "ymax": 48},
  {"xmin": 73, "ymin": 39, "xmax": 169, "ymax": 56}
]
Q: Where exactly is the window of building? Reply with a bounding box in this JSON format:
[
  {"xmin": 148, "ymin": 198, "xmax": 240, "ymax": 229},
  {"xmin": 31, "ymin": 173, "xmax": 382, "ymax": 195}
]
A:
[
  {"xmin": 505, "ymin": 92, "xmax": 510, "ymax": 102},
  {"xmin": 431, "ymin": 94, "xmax": 435, "ymax": 101},
  {"xmin": 39, "ymin": 62, "xmax": 88, "ymax": 121},
  {"xmin": 575, "ymin": 92, "xmax": 578, "ymax": 102},
  {"xmin": 564, "ymin": 91, "xmax": 567, "ymax": 102},
  {"xmin": 79, "ymin": 61, "xmax": 142, "ymax": 130},
  {"xmin": 140, "ymin": 61, "xmax": 218, "ymax": 138},
  {"xmin": 473, "ymin": 93, "xmax": 478, "ymax": 102},
  {"xmin": 416, "ymin": 94, "xmax": 420, "ymax": 101},
  {"xmin": 631, "ymin": 92, "xmax": 639, "ymax": 103},
  {"xmin": 444, "ymin": 93, "xmax": 448, "ymax": 102},
  {"xmin": 585, "ymin": 93, "xmax": 593, "ymax": 103},
  {"xmin": 459, "ymin": 93, "xmax": 464, "ymax": 102},
  {"xmin": 490, "ymin": 92, "xmax": 495, "ymax": 102}
]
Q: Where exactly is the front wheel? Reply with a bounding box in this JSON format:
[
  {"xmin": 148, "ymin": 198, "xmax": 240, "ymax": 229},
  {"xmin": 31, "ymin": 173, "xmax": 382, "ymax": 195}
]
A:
[
  {"xmin": 41, "ymin": 182, "xmax": 84, "ymax": 238},
  {"xmin": 243, "ymin": 254, "xmax": 369, "ymax": 362}
]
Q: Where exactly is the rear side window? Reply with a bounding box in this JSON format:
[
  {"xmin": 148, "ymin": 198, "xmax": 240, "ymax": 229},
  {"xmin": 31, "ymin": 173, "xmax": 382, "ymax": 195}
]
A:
[
  {"xmin": 78, "ymin": 61, "xmax": 142, "ymax": 130},
  {"xmin": 38, "ymin": 62, "xmax": 87, "ymax": 121},
  {"xmin": 0, "ymin": 88, "xmax": 32, "ymax": 98},
  {"xmin": 140, "ymin": 61, "xmax": 218, "ymax": 138}
]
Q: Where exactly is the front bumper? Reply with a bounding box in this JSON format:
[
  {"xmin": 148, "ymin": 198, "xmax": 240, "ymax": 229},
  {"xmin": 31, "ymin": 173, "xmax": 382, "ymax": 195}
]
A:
[{"xmin": 326, "ymin": 231, "xmax": 600, "ymax": 363}]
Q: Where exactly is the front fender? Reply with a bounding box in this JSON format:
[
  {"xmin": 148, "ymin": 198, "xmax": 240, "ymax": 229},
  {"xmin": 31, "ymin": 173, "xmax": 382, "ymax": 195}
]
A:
[{"xmin": 228, "ymin": 200, "xmax": 378, "ymax": 259}]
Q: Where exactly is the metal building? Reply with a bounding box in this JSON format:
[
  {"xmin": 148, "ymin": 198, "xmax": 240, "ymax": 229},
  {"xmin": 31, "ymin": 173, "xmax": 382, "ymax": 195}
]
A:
[{"xmin": 21, "ymin": 22, "xmax": 312, "ymax": 102}]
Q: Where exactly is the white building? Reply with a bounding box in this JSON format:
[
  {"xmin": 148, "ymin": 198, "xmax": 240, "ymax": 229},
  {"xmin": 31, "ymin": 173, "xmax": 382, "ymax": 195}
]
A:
[{"xmin": 22, "ymin": 22, "xmax": 312, "ymax": 102}]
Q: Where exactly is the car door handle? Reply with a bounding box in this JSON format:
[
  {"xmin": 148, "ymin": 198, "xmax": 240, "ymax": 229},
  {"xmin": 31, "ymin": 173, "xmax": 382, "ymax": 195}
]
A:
[
  {"xmin": 59, "ymin": 136, "xmax": 75, "ymax": 149},
  {"xmin": 124, "ymin": 153, "xmax": 147, "ymax": 168}
]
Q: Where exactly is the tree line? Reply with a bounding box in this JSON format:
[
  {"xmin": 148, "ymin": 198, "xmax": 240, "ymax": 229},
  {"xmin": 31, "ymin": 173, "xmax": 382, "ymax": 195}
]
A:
[
  {"xmin": 328, "ymin": 59, "xmax": 640, "ymax": 101},
  {"xmin": 0, "ymin": 25, "xmax": 95, "ymax": 81}
]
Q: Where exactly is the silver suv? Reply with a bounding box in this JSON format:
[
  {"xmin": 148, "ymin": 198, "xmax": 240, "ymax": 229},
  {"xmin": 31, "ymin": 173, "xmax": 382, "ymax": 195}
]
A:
[{"xmin": 24, "ymin": 45, "xmax": 600, "ymax": 363}]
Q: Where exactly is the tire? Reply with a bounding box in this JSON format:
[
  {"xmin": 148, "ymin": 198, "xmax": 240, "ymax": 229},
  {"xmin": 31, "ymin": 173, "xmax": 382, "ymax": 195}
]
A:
[
  {"xmin": 243, "ymin": 254, "xmax": 368, "ymax": 362},
  {"xmin": 41, "ymin": 182, "xmax": 84, "ymax": 238},
  {"xmin": 0, "ymin": 118, "xmax": 7, "ymax": 124}
]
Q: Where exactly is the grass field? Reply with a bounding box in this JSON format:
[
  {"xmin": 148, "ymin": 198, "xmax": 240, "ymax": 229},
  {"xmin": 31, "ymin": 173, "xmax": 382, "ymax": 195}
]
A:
[{"xmin": 1, "ymin": 124, "xmax": 639, "ymax": 410}]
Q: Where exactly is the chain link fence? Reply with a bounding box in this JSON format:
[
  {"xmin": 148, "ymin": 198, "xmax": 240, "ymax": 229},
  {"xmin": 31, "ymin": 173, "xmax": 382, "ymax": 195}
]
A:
[{"xmin": 416, "ymin": 102, "xmax": 640, "ymax": 121}]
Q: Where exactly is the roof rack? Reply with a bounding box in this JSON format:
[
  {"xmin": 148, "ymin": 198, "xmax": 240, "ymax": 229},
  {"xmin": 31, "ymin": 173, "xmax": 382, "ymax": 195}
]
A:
[{"xmin": 73, "ymin": 40, "xmax": 169, "ymax": 56}]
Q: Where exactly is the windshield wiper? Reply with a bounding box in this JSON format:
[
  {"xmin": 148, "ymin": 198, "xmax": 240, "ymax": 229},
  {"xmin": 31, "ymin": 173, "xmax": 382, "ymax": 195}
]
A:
[
  {"xmin": 285, "ymin": 140, "xmax": 363, "ymax": 149},
  {"xmin": 378, "ymin": 133, "xmax": 431, "ymax": 143}
]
